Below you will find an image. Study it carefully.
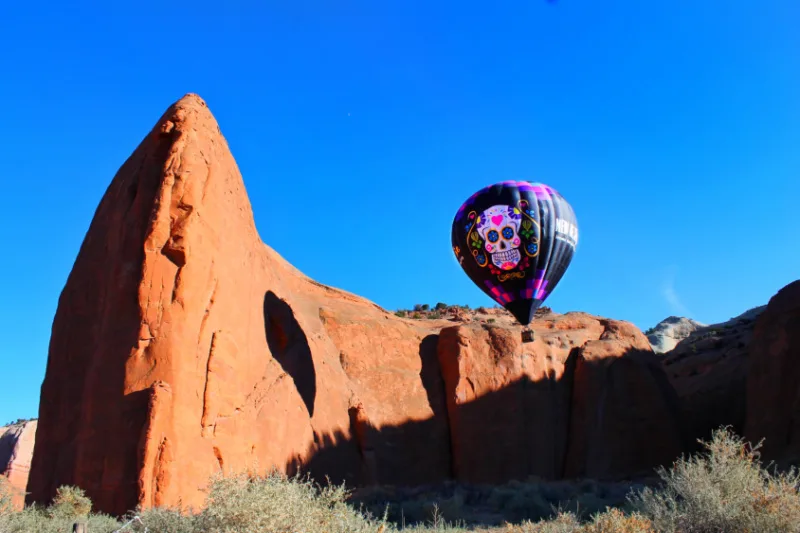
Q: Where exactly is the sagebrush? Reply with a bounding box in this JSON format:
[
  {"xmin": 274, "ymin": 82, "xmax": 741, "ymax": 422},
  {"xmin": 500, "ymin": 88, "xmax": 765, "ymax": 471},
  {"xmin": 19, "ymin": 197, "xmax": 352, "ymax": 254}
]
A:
[{"xmin": 1, "ymin": 427, "xmax": 799, "ymax": 532}]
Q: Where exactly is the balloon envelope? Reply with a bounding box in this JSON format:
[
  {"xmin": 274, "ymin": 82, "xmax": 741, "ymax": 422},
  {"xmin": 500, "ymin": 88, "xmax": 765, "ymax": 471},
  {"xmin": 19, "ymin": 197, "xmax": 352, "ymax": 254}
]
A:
[{"xmin": 451, "ymin": 180, "xmax": 578, "ymax": 326}]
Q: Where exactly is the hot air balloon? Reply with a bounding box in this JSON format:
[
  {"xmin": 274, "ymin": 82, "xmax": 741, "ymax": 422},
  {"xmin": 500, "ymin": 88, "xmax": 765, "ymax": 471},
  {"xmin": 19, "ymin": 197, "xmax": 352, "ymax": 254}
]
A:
[{"xmin": 451, "ymin": 180, "xmax": 578, "ymax": 341}]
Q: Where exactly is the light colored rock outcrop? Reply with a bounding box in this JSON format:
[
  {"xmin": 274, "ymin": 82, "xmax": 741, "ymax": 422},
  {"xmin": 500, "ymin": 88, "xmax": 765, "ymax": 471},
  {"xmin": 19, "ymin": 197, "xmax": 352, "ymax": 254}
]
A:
[{"xmin": 647, "ymin": 316, "xmax": 706, "ymax": 354}]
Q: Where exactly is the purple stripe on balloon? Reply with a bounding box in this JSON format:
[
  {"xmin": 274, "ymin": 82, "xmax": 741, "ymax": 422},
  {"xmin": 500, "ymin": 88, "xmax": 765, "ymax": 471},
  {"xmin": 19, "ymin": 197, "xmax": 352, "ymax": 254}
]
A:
[
  {"xmin": 456, "ymin": 181, "xmax": 560, "ymax": 218},
  {"xmin": 532, "ymin": 185, "xmax": 552, "ymax": 199},
  {"xmin": 535, "ymin": 280, "xmax": 549, "ymax": 299},
  {"xmin": 529, "ymin": 182, "xmax": 555, "ymax": 192}
]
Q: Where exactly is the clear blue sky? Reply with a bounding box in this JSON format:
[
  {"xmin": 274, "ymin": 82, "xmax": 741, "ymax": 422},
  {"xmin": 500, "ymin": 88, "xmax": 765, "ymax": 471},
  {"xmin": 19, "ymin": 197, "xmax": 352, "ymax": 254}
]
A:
[{"xmin": 1, "ymin": 1, "xmax": 798, "ymax": 424}]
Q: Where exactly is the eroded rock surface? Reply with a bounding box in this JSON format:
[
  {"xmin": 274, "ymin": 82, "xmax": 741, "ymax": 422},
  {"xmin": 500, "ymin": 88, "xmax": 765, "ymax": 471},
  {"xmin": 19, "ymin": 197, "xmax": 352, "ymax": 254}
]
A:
[
  {"xmin": 745, "ymin": 281, "xmax": 800, "ymax": 461},
  {"xmin": 27, "ymin": 94, "xmax": 687, "ymax": 515},
  {"xmin": 439, "ymin": 315, "xmax": 684, "ymax": 483},
  {"xmin": 0, "ymin": 420, "xmax": 37, "ymax": 510}
]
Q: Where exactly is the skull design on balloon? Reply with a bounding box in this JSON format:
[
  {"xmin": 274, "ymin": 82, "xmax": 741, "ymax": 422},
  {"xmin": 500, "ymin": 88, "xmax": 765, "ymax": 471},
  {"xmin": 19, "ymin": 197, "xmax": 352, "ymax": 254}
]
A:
[
  {"xmin": 451, "ymin": 180, "xmax": 578, "ymax": 329},
  {"xmin": 469, "ymin": 203, "xmax": 540, "ymax": 279},
  {"xmin": 477, "ymin": 205, "xmax": 522, "ymax": 270}
]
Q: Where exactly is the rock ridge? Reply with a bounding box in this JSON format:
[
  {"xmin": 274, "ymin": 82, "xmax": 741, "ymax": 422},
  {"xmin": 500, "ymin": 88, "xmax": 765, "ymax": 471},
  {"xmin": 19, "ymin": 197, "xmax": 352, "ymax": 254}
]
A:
[{"xmin": 26, "ymin": 94, "xmax": 687, "ymax": 516}]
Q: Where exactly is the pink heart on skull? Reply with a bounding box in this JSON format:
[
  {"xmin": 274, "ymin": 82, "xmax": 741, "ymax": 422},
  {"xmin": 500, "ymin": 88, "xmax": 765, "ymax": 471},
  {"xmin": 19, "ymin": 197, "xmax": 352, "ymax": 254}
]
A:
[{"xmin": 491, "ymin": 215, "xmax": 504, "ymax": 225}]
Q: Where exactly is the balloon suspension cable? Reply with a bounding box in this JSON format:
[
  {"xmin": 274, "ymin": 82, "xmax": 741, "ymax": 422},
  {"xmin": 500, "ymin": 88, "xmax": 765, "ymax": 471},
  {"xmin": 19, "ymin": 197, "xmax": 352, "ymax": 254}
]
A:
[{"xmin": 521, "ymin": 327, "xmax": 535, "ymax": 343}]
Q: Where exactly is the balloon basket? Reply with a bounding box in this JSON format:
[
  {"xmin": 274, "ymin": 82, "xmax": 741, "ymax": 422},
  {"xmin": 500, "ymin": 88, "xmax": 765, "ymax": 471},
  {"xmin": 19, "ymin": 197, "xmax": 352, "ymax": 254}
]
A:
[{"xmin": 521, "ymin": 328, "xmax": 535, "ymax": 343}]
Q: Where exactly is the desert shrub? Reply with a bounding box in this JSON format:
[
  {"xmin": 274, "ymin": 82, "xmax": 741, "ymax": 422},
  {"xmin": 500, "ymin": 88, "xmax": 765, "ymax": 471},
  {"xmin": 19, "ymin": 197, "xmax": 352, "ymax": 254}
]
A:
[
  {"xmin": 582, "ymin": 508, "xmax": 654, "ymax": 532},
  {"xmin": 131, "ymin": 471, "xmax": 392, "ymax": 533},
  {"xmin": 49, "ymin": 485, "xmax": 92, "ymax": 519},
  {"xmin": 629, "ymin": 426, "xmax": 800, "ymax": 533},
  {"xmin": 2, "ymin": 418, "xmax": 36, "ymax": 427},
  {"xmin": 413, "ymin": 312, "xmax": 422, "ymax": 319},
  {"xmin": 435, "ymin": 302, "xmax": 448, "ymax": 310},
  {"xmin": 482, "ymin": 478, "xmax": 640, "ymax": 525},
  {"xmin": 395, "ymin": 310, "xmax": 407, "ymax": 317},
  {"xmin": 501, "ymin": 511, "xmax": 582, "ymax": 532},
  {"xmin": 0, "ymin": 510, "xmax": 121, "ymax": 533},
  {"xmin": 0, "ymin": 484, "xmax": 120, "ymax": 533},
  {"xmin": 429, "ymin": 312, "xmax": 442, "ymax": 319},
  {"xmin": 0, "ymin": 475, "xmax": 14, "ymax": 516},
  {"xmin": 500, "ymin": 508, "xmax": 653, "ymax": 532},
  {"xmin": 7, "ymin": 427, "xmax": 800, "ymax": 533},
  {"xmin": 392, "ymin": 503, "xmax": 472, "ymax": 532},
  {"xmin": 126, "ymin": 508, "xmax": 195, "ymax": 533}
]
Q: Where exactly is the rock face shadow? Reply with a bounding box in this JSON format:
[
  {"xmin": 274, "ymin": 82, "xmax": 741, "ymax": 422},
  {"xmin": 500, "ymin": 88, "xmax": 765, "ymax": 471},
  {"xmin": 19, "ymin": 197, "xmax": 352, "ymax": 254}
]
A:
[
  {"xmin": 288, "ymin": 343, "xmax": 686, "ymax": 527},
  {"xmin": 263, "ymin": 291, "xmax": 316, "ymax": 417},
  {"xmin": 418, "ymin": 334, "xmax": 448, "ymax": 423},
  {"xmin": 0, "ymin": 429, "xmax": 18, "ymax": 469}
]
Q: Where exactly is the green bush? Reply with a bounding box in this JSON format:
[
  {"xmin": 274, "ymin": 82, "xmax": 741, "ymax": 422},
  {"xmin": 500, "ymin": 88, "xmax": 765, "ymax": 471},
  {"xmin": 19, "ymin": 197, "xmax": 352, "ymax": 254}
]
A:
[
  {"xmin": 0, "ymin": 483, "xmax": 120, "ymax": 533},
  {"xmin": 50, "ymin": 485, "xmax": 92, "ymax": 519}
]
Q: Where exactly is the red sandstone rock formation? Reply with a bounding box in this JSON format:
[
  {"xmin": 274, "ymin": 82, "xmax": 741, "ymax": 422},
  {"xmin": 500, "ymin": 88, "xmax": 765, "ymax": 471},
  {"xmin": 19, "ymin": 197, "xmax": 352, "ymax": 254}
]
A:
[
  {"xmin": 0, "ymin": 420, "xmax": 37, "ymax": 510},
  {"xmin": 438, "ymin": 316, "xmax": 683, "ymax": 483},
  {"xmin": 745, "ymin": 280, "xmax": 800, "ymax": 461},
  {"xmin": 27, "ymin": 94, "xmax": 686, "ymax": 516}
]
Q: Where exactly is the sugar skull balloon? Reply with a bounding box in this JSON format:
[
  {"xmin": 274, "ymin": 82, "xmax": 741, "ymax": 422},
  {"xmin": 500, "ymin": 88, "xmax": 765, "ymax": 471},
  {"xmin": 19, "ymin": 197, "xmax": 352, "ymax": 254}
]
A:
[{"xmin": 451, "ymin": 181, "xmax": 578, "ymax": 326}]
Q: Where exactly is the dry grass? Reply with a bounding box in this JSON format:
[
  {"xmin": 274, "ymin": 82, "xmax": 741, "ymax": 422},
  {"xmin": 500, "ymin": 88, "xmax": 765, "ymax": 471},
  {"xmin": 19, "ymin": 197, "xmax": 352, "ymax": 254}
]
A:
[
  {"xmin": 349, "ymin": 476, "xmax": 650, "ymax": 527},
  {"xmin": 0, "ymin": 475, "xmax": 15, "ymax": 516},
  {"xmin": 2, "ymin": 427, "xmax": 799, "ymax": 532}
]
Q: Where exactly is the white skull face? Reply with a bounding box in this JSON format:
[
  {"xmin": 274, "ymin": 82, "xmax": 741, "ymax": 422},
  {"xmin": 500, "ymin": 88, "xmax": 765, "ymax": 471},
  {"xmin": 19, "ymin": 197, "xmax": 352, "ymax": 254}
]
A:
[{"xmin": 478, "ymin": 205, "xmax": 522, "ymax": 270}]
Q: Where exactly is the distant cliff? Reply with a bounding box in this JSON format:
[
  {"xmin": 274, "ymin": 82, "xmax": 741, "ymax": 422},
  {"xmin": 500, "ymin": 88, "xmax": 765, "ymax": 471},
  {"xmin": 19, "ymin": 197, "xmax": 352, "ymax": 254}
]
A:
[
  {"xmin": 646, "ymin": 316, "xmax": 706, "ymax": 354},
  {"xmin": 0, "ymin": 419, "xmax": 37, "ymax": 511}
]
